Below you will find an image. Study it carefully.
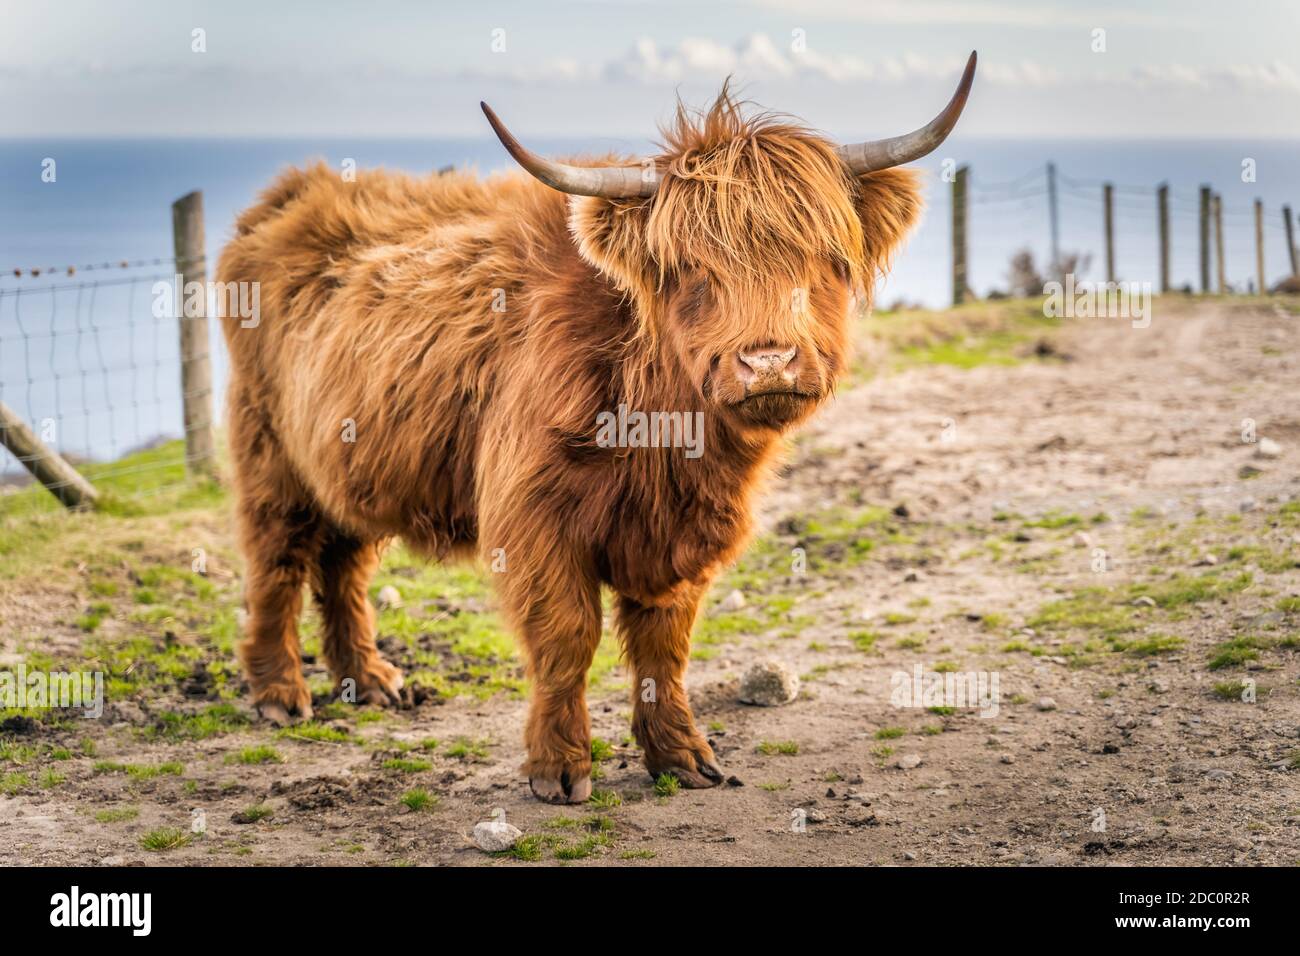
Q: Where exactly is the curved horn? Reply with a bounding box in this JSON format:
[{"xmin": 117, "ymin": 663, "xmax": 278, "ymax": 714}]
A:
[
  {"xmin": 480, "ymin": 102, "xmax": 657, "ymax": 199},
  {"xmin": 836, "ymin": 51, "xmax": 977, "ymax": 174}
]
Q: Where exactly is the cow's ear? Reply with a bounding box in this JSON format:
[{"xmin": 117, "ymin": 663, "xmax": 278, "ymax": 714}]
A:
[
  {"xmin": 568, "ymin": 196, "xmax": 658, "ymax": 309},
  {"xmin": 851, "ymin": 167, "xmax": 924, "ymax": 276}
]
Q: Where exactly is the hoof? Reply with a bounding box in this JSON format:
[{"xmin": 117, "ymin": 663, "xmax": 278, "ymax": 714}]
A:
[
  {"xmin": 341, "ymin": 658, "xmax": 405, "ymax": 708},
  {"xmin": 529, "ymin": 773, "xmax": 593, "ymax": 805},
  {"xmin": 647, "ymin": 740, "xmax": 725, "ymax": 789}
]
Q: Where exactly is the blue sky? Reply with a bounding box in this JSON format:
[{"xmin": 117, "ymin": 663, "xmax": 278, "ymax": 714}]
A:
[{"xmin": 3, "ymin": 0, "xmax": 1298, "ymax": 139}]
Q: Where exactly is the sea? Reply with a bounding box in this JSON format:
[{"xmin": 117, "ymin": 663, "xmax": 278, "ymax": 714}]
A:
[{"xmin": 3, "ymin": 137, "xmax": 1299, "ymax": 464}]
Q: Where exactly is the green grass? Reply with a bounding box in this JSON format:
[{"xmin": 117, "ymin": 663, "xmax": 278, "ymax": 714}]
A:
[
  {"xmin": 93, "ymin": 760, "xmax": 184, "ymax": 779},
  {"xmin": 140, "ymin": 827, "xmax": 191, "ymax": 851},
  {"xmin": 226, "ymin": 745, "xmax": 282, "ymax": 766},
  {"xmin": 498, "ymin": 834, "xmax": 545, "ymax": 862},
  {"xmin": 236, "ymin": 803, "xmax": 275, "ymax": 823},
  {"xmin": 1113, "ymin": 634, "xmax": 1185, "ymax": 657},
  {"xmin": 444, "ymin": 738, "xmax": 490, "ymax": 761},
  {"xmin": 93, "ymin": 806, "xmax": 139, "ymax": 823},
  {"xmin": 399, "ymin": 788, "xmax": 437, "ymax": 812},
  {"xmin": 654, "ymin": 773, "xmax": 680, "ymax": 798},
  {"xmin": 1212, "ymin": 680, "xmax": 1254, "ymax": 701},
  {"xmin": 382, "ymin": 757, "xmax": 431, "ymax": 773},
  {"xmin": 1207, "ymin": 635, "xmax": 1270, "ymax": 670},
  {"xmin": 276, "ymin": 722, "xmax": 351, "ymax": 743},
  {"xmin": 589, "ymin": 788, "xmax": 622, "ymax": 809},
  {"xmin": 874, "ymin": 727, "xmax": 906, "ymax": 740},
  {"xmin": 756, "ymin": 740, "xmax": 799, "ymax": 755}
]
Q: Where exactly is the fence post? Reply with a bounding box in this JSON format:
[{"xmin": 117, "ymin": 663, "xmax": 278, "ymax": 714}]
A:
[
  {"xmin": 1212, "ymin": 193, "xmax": 1226, "ymax": 293},
  {"xmin": 1046, "ymin": 162, "xmax": 1060, "ymax": 276},
  {"xmin": 1254, "ymin": 199, "xmax": 1265, "ymax": 295},
  {"xmin": 171, "ymin": 190, "xmax": 217, "ymax": 480},
  {"xmin": 1157, "ymin": 183, "xmax": 1170, "ymax": 293},
  {"xmin": 1198, "ymin": 185, "xmax": 1211, "ymax": 293},
  {"xmin": 1285, "ymin": 205, "xmax": 1299, "ymax": 278},
  {"xmin": 1103, "ymin": 182, "xmax": 1115, "ymax": 283},
  {"xmin": 951, "ymin": 164, "xmax": 969, "ymax": 306},
  {"xmin": 0, "ymin": 400, "xmax": 99, "ymax": 510}
]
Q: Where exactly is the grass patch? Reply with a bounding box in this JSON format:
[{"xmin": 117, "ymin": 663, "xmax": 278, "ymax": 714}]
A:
[
  {"xmin": 399, "ymin": 788, "xmax": 437, "ymax": 812},
  {"xmin": 382, "ymin": 757, "xmax": 432, "ymax": 773},
  {"xmin": 140, "ymin": 827, "xmax": 191, "ymax": 851},
  {"xmin": 1207, "ymin": 635, "xmax": 1270, "ymax": 670},
  {"xmin": 93, "ymin": 806, "xmax": 139, "ymax": 823},
  {"xmin": 226, "ymin": 745, "xmax": 282, "ymax": 766},
  {"xmin": 654, "ymin": 773, "xmax": 680, "ymax": 798},
  {"xmin": 276, "ymin": 722, "xmax": 351, "ymax": 743}
]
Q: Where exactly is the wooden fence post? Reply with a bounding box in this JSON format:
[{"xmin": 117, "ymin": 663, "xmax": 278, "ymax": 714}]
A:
[
  {"xmin": 1157, "ymin": 183, "xmax": 1170, "ymax": 293},
  {"xmin": 1198, "ymin": 185, "xmax": 1211, "ymax": 293},
  {"xmin": 951, "ymin": 164, "xmax": 969, "ymax": 306},
  {"xmin": 1103, "ymin": 182, "xmax": 1115, "ymax": 283},
  {"xmin": 1254, "ymin": 200, "xmax": 1265, "ymax": 295},
  {"xmin": 171, "ymin": 191, "xmax": 217, "ymax": 479},
  {"xmin": 1212, "ymin": 193, "xmax": 1226, "ymax": 293},
  {"xmin": 1285, "ymin": 205, "xmax": 1299, "ymax": 278},
  {"xmin": 0, "ymin": 400, "xmax": 99, "ymax": 510}
]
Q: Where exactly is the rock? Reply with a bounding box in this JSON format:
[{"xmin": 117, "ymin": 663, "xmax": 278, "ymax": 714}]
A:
[
  {"xmin": 473, "ymin": 820, "xmax": 523, "ymax": 853},
  {"xmin": 1194, "ymin": 553, "xmax": 1218, "ymax": 567},
  {"xmin": 375, "ymin": 585, "xmax": 403, "ymax": 610},
  {"xmin": 1115, "ymin": 715, "xmax": 1138, "ymax": 730},
  {"xmin": 1148, "ymin": 678, "xmax": 1169, "ymax": 694},
  {"xmin": 718, "ymin": 589, "xmax": 747, "ymax": 612},
  {"xmin": 738, "ymin": 660, "xmax": 800, "ymax": 706},
  {"xmin": 1205, "ymin": 769, "xmax": 1232, "ymax": 782},
  {"xmin": 1132, "ymin": 596, "xmax": 1157, "ymax": 607},
  {"xmin": 1072, "ymin": 531, "xmax": 1093, "ymax": 548},
  {"xmin": 895, "ymin": 753, "xmax": 922, "ymax": 770},
  {"xmin": 903, "ymin": 571, "xmax": 920, "ymax": 583},
  {"xmin": 1257, "ymin": 437, "xmax": 1282, "ymax": 459},
  {"xmin": 999, "ymin": 754, "xmax": 1016, "ymax": 764},
  {"xmin": 1035, "ymin": 697, "xmax": 1058, "ymax": 712},
  {"xmin": 902, "ymin": 850, "xmax": 918, "ymax": 861},
  {"xmin": 99, "ymin": 856, "xmax": 125, "ymax": 867},
  {"xmin": 1240, "ymin": 497, "xmax": 1258, "ymax": 513},
  {"xmin": 803, "ymin": 807, "xmax": 828, "ymax": 823}
]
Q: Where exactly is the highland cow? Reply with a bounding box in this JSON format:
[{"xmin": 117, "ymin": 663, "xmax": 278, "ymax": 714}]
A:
[{"xmin": 217, "ymin": 54, "xmax": 976, "ymax": 803}]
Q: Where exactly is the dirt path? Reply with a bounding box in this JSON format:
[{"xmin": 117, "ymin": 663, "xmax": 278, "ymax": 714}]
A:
[{"xmin": 3, "ymin": 298, "xmax": 1298, "ymax": 866}]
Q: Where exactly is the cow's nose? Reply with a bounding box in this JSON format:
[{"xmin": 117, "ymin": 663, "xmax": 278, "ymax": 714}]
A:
[{"xmin": 736, "ymin": 346, "xmax": 798, "ymax": 386}]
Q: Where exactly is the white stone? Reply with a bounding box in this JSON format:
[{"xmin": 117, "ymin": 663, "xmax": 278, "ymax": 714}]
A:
[{"xmin": 473, "ymin": 820, "xmax": 522, "ymax": 853}]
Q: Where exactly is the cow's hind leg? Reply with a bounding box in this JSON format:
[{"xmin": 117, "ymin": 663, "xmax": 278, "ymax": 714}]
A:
[
  {"xmin": 615, "ymin": 589, "xmax": 723, "ymax": 789},
  {"xmin": 236, "ymin": 495, "xmax": 321, "ymax": 726},
  {"xmin": 311, "ymin": 529, "xmax": 404, "ymax": 707}
]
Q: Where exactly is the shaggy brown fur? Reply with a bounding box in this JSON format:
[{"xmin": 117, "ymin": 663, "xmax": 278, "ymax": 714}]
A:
[{"xmin": 217, "ymin": 88, "xmax": 922, "ymax": 802}]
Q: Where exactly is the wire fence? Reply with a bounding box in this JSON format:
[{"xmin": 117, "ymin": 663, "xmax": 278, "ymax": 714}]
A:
[
  {"xmin": 955, "ymin": 164, "xmax": 1298, "ymax": 300},
  {"xmin": 0, "ymin": 249, "xmax": 215, "ymax": 516}
]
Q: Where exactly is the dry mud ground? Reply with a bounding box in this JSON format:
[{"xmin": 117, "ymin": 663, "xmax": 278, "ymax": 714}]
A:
[{"xmin": 2, "ymin": 297, "xmax": 1299, "ymax": 866}]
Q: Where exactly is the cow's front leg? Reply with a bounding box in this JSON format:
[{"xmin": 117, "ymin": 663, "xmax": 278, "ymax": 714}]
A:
[
  {"xmin": 615, "ymin": 590, "xmax": 723, "ymax": 789},
  {"xmin": 496, "ymin": 542, "xmax": 602, "ymax": 805}
]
